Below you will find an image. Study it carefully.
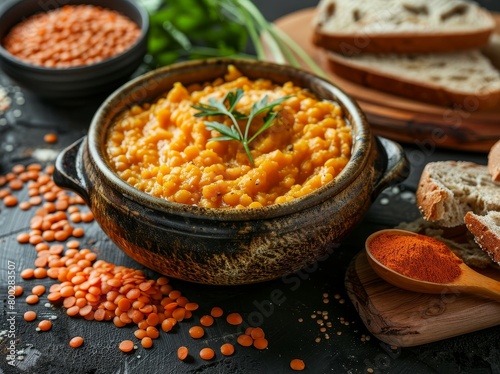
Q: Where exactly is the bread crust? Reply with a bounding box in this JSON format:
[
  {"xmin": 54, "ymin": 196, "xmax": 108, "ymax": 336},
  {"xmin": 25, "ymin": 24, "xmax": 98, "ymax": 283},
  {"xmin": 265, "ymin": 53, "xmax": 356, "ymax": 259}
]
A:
[
  {"xmin": 313, "ymin": 28, "xmax": 494, "ymax": 54},
  {"xmin": 416, "ymin": 163, "xmax": 450, "ymax": 223},
  {"xmin": 488, "ymin": 140, "xmax": 500, "ymax": 182},
  {"xmin": 325, "ymin": 52, "xmax": 500, "ymax": 110},
  {"xmin": 465, "ymin": 211, "xmax": 500, "ymax": 264}
]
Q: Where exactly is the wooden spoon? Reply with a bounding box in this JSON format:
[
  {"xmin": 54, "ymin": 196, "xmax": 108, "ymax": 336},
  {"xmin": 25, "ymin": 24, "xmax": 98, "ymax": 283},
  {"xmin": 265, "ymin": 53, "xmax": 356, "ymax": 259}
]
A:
[{"xmin": 365, "ymin": 229, "xmax": 500, "ymax": 302}]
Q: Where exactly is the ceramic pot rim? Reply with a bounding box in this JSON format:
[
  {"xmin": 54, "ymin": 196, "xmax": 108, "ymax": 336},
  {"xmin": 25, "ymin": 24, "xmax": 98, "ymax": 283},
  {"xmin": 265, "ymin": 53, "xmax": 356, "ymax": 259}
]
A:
[{"xmin": 88, "ymin": 58, "xmax": 372, "ymax": 221}]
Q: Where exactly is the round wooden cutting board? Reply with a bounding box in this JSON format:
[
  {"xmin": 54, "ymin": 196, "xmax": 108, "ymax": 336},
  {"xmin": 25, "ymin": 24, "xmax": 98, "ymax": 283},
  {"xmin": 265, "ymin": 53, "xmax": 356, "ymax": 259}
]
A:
[{"xmin": 273, "ymin": 8, "xmax": 500, "ymax": 153}]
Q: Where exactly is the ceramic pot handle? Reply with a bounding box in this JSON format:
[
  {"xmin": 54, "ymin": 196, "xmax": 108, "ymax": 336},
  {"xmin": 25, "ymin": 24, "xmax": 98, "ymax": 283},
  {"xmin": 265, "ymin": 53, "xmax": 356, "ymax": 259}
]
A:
[
  {"xmin": 53, "ymin": 137, "xmax": 91, "ymax": 204},
  {"xmin": 372, "ymin": 136, "xmax": 409, "ymax": 199}
]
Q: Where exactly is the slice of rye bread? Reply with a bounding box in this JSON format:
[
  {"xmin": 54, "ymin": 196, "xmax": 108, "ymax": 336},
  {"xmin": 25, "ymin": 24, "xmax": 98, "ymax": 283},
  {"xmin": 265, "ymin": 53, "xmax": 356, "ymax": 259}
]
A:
[
  {"xmin": 324, "ymin": 48, "xmax": 500, "ymax": 110},
  {"xmin": 488, "ymin": 139, "xmax": 500, "ymax": 182},
  {"xmin": 416, "ymin": 161, "xmax": 500, "ymax": 227},
  {"xmin": 465, "ymin": 211, "xmax": 500, "ymax": 265},
  {"xmin": 397, "ymin": 218, "xmax": 494, "ymax": 268},
  {"xmin": 312, "ymin": 0, "xmax": 496, "ymax": 54}
]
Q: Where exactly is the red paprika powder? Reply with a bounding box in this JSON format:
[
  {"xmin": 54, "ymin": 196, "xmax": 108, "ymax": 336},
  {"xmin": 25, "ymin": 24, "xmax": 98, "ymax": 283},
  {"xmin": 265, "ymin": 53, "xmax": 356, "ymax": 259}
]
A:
[{"xmin": 368, "ymin": 232, "xmax": 463, "ymax": 283}]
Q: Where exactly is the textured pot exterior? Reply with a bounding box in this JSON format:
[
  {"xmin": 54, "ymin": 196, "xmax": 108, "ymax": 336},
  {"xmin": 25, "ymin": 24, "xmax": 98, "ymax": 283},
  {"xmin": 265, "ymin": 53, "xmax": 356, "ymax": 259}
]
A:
[{"xmin": 54, "ymin": 59, "xmax": 408, "ymax": 285}]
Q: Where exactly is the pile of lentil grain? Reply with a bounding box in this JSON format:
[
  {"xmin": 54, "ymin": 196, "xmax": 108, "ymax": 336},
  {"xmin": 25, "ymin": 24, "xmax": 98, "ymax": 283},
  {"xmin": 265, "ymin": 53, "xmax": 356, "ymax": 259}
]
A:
[
  {"xmin": 0, "ymin": 160, "xmax": 309, "ymax": 370},
  {"xmin": 2, "ymin": 5, "xmax": 141, "ymax": 68}
]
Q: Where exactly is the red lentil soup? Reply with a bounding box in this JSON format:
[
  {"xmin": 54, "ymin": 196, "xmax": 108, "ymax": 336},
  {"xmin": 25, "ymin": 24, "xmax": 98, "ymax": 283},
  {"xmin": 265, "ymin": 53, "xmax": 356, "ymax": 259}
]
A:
[
  {"xmin": 2, "ymin": 5, "xmax": 141, "ymax": 68},
  {"xmin": 105, "ymin": 66, "xmax": 353, "ymax": 209}
]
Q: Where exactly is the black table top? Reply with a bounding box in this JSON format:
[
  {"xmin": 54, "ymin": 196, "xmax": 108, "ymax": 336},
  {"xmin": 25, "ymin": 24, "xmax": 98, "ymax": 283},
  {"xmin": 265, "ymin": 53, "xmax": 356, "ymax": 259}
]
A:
[{"xmin": 1, "ymin": 1, "xmax": 499, "ymax": 374}]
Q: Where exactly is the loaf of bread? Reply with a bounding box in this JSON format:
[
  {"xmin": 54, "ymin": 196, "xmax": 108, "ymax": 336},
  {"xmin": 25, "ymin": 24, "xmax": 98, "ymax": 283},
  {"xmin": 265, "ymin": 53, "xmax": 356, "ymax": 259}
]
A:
[
  {"xmin": 488, "ymin": 140, "xmax": 500, "ymax": 182},
  {"xmin": 312, "ymin": 0, "xmax": 496, "ymax": 54},
  {"xmin": 416, "ymin": 161, "xmax": 500, "ymax": 227},
  {"xmin": 465, "ymin": 211, "xmax": 500, "ymax": 264},
  {"xmin": 325, "ymin": 48, "xmax": 500, "ymax": 110}
]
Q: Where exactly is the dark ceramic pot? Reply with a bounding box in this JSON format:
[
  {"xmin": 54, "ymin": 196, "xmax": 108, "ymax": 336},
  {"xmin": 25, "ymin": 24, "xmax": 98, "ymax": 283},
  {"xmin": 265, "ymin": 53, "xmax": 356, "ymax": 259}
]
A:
[
  {"xmin": 0, "ymin": 0, "xmax": 149, "ymax": 103},
  {"xmin": 53, "ymin": 59, "xmax": 409, "ymax": 285}
]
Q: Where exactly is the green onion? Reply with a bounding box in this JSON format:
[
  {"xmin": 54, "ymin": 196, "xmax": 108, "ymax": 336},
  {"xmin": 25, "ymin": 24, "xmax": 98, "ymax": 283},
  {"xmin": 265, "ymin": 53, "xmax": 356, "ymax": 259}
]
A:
[{"xmin": 141, "ymin": 0, "xmax": 328, "ymax": 78}]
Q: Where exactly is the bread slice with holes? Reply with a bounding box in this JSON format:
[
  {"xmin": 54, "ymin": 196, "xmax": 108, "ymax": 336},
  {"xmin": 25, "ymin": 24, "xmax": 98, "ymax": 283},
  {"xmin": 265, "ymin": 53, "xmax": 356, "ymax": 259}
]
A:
[
  {"xmin": 312, "ymin": 0, "xmax": 496, "ymax": 54},
  {"xmin": 416, "ymin": 161, "xmax": 500, "ymax": 227},
  {"xmin": 488, "ymin": 140, "xmax": 500, "ymax": 182},
  {"xmin": 465, "ymin": 211, "xmax": 500, "ymax": 264},
  {"xmin": 324, "ymin": 48, "xmax": 500, "ymax": 110}
]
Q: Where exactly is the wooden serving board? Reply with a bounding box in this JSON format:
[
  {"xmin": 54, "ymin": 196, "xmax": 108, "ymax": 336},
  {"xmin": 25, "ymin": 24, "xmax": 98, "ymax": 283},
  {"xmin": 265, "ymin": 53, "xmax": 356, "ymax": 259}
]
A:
[
  {"xmin": 273, "ymin": 9, "xmax": 500, "ymax": 153},
  {"xmin": 345, "ymin": 251, "xmax": 500, "ymax": 347}
]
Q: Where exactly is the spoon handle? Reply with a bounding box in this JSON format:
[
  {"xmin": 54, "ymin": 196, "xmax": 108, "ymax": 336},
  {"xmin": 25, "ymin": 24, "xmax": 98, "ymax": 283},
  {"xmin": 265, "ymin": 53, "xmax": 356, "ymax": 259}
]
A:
[{"xmin": 458, "ymin": 268, "xmax": 500, "ymax": 303}]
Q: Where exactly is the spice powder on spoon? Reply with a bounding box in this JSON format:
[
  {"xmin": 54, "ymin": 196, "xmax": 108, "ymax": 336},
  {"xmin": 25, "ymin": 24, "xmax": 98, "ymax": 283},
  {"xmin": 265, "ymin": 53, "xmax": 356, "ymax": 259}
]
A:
[{"xmin": 369, "ymin": 233, "xmax": 463, "ymax": 284}]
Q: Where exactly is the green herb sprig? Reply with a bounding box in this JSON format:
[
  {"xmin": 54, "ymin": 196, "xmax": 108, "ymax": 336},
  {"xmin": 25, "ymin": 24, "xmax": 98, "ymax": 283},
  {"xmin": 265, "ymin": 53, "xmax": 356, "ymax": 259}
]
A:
[
  {"xmin": 140, "ymin": 0, "xmax": 328, "ymax": 79},
  {"xmin": 192, "ymin": 88, "xmax": 290, "ymax": 164}
]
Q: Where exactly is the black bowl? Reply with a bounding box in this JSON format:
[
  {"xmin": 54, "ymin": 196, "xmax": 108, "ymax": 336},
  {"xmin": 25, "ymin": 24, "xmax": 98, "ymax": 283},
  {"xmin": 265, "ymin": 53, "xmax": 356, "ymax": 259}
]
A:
[{"xmin": 0, "ymin": 0, "xmax": 149, "ymax": 104}]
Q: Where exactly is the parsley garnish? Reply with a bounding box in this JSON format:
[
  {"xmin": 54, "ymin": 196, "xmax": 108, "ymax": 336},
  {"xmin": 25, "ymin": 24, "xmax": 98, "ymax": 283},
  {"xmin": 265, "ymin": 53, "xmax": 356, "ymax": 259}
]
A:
[{"xmin": 192, "ymin": 88, "xmax": 290, "ymax": 165}]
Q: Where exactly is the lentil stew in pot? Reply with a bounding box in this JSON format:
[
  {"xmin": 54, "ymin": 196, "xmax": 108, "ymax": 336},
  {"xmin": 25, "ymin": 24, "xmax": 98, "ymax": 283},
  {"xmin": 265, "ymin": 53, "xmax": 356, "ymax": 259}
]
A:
[{"xmin": 105, "ymin": 66, "xmax": 353, "ymax": 209}]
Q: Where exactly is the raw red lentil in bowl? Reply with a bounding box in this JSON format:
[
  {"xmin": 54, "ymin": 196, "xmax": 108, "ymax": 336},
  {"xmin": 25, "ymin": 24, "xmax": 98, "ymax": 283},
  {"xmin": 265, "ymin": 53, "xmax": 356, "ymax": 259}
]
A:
[
  {"xmin": 0, "ymin": 0, "xmax": 148, "ymax": 102},
  {"xmin": 53, "ymin": 58, "xmax": 409, "ymax": 285}
]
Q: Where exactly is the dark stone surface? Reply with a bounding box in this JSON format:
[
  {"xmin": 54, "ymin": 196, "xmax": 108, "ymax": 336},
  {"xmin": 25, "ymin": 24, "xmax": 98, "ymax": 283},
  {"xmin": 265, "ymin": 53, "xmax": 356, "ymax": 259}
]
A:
[{"xmin": 0, "ymin": 1, "xmax": 499, "ymax": 373}]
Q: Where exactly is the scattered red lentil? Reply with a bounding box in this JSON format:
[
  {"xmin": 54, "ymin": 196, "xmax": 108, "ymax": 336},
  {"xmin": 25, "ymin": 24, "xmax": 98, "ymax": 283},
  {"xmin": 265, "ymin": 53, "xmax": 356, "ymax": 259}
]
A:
[
  {"xmin": 146, "ymin": 326, "xmax": 160, "ymax": 339},
  {"xmin": 4, "ymin": 195, "xmax": 18, "ymax": 207},
  {"xmin": 66, "ymin": 240, "xmax": 80, "ymax": 249},
  {"xmin": 226, "ymin": 312, "xmax": 243, "ymax": 326},
  {"xmin": 37, "ymin": 320, "xmax": 52, "ymax": 331},
  {"xmin": 33, "ymin": 268, "xmax": 47, "ymax": 279},
  {"xmin": 69, "ymin": 336, "xmax": 84, "ymax": 348},
  {"xmin": 19, "ymin": 201, "xmax": 31, "ymax": 210},
  {"xmin": 199, "ymin": 347, "xmax": 215, "ymax": 361},
  {"xmin": 9, "ymin": 179, "xmax": 23, "ymax": 190},
  {"xmin": 200, "ymin": 315, "xmax": 214, "ymax": 327},
  {"xmin": 23, "ymin": 310, "xmax": 37, "ymax": 321},
  {"xmin": 185, "ymin": 302, "xmax": 199, "ymax": 311},
  {"xmin": 0, "ymin": 189, "xmax": 10, "ymax": 199},
  {"xmin": 0, "ymin": 188, "xmax": 10, "ymax": 198},
  {"xmin": 14, "ymin": 285, "xmax": 24, "ymax": 296},
  {"xmin": 177, "ymin": 346, "xmax": 189, "ymax": 361},
  {"xmin": 290, "ymin": 359, "xmax": 306, "ymax": 371},
  {"xmin": 26, "ymin": 294, "xmax": 39, "ymax": 304},
  {"xmin": 119, "ymin": 340, "xmax": 135, "ymax": 353},
  {"xmin": 188, "ymin": 325, "xmax": 205, "ymax": 339},
  {"xmin": 210, "ymin": 306, "xmax": 223, "ymax": 318},
  {"xmin": 17, "ymin": 232, "xmax": 30, "ymax": 243},
  {"xmin": 12, "ymin": 164, "xmax": 25, "ymax": 174},
  {"xmin": 141, "ymin": 337, "xmax": 153, "ymax": 349},
  {"xmin": 32, "ymin": 285, "xmax": 46, "ymax": 296},
  {"xmin": 253, "ymin": 337, "xmax": 269, "ymax": 350},
  {"xmin": 220, "ymin": 343, "xmax": 235, "ymax": 356},
  {"xmin": 134, "ymin": 329, "xmax": 147, "ymax": 339},
  {"xmin": 172, "ymin": 308, "xmax": 186, "ymax": 321},
  {"xmin": 237, "ymin": 334, "xmax": 253, "ymax": 347},
  {"xmin": 250, "ymin": 327, "xmax": 265, "ymax": 340},
  {"xmin": 161, "ymin": 319, "xmax": 174, "ymax": 333},
  {"xmin": 2, "ymin": 161, "xmax": 308, "ymax": 364},
  {"xmin": 44, "ymin": 133, "xmax": 58, "ymax": 144}
]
